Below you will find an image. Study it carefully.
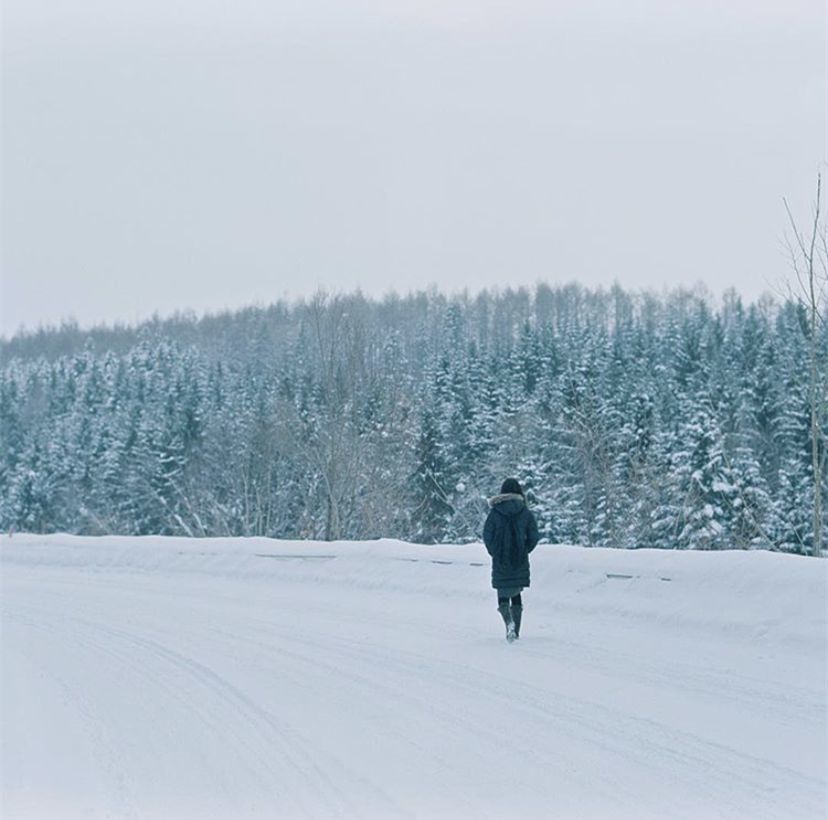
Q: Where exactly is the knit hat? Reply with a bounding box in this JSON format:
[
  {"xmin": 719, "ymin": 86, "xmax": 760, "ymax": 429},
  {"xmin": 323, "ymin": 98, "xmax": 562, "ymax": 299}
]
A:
[{"xmin": 500, "ymin": 477, "xmax": 523, "ymax": 496}]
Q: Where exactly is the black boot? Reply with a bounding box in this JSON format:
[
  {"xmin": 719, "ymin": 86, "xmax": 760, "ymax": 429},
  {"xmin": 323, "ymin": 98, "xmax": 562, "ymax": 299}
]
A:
[
  {"xmin": 511, "ymin": 605, "xmax": 523, "ymax": 639},
  {"xmin": 497, "ymin": 604, "xmax": 516, "ymax": 642}
]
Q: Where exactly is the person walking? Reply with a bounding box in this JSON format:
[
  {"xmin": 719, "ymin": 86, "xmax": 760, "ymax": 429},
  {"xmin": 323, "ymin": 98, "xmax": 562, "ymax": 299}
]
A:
[{"xmin": 483, "ymin": 478, "xmax": 539, "ymax": 642}]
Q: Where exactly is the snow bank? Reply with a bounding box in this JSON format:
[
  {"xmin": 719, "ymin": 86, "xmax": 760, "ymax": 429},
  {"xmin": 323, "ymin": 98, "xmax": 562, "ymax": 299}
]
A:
[{"xmin": 4, "ymin": 533, "xmax": 824, "ymax": 646}]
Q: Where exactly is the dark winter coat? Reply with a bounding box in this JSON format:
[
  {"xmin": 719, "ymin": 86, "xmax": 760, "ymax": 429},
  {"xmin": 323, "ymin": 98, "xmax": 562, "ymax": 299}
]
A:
[{"xmin": 482, "ymin": 493, "xmax": 540, "ymax": 590}]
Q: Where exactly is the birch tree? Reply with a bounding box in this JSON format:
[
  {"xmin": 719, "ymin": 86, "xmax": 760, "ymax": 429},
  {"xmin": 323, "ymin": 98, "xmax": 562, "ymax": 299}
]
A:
[{"xmin": 784, "ymin": 173, "xmax": 828, "ymax": 557}]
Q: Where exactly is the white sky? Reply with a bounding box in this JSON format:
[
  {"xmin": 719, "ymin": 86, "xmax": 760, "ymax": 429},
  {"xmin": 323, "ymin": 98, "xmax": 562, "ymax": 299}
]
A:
[{"xmin": 1, "ymin": 0, "xmax": 825, "ymax": 336}]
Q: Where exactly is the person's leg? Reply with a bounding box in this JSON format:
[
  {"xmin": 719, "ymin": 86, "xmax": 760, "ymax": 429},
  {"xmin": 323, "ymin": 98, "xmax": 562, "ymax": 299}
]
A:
[
  {"xmin": 496, "ymin": 593, "xmax": 515, "ymax": 639},
  {"xmin": 510, "ymin": 593, "xmax": 523, "ymax": 638}
]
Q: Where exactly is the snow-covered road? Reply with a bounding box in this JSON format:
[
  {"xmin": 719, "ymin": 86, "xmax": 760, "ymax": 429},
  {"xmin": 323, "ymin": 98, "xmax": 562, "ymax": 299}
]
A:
[{"xmin": 2, "ymin": 536, "xmax": 826, "ymax": 820}]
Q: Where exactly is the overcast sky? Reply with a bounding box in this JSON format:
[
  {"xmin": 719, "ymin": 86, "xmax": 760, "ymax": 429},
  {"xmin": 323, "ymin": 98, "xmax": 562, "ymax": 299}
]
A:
[{"xmin": 2, "ymin": 0, "xmax": 825, "ymax": 337}]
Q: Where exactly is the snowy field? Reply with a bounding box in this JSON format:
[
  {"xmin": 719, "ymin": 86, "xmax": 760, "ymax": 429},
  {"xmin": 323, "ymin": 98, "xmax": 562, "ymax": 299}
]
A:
[{"xmin": 1, "ymin": 535, "xmax": 826, "ymax": 820}]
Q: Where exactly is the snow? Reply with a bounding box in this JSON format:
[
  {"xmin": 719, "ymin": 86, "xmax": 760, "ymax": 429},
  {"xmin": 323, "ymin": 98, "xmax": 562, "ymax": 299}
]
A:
[{"xmin": 2, "ymin": 534, "xmax": 826, "ymax": 820}]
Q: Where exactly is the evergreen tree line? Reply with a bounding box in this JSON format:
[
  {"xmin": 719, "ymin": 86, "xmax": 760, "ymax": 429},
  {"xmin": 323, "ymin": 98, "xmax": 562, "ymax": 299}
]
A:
[{"xmin": 1, "ymin": 284, "xmax": 825, "ymax": 552}]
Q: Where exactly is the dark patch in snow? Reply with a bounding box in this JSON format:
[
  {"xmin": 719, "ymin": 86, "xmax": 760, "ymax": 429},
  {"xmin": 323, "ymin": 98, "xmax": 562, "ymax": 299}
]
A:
[
  {"xmin": 393, "ymin": 557, "xmax": 486, "ymax": 568},
  {"xmin": 606, "ymin": 572, "xmax": 673, "ymax": 582}
]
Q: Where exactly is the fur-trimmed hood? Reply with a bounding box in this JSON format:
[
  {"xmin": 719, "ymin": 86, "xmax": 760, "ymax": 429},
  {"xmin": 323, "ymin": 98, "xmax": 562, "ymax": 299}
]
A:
[{"xmin": 488, "ymin": 492, "xmax": 525, "ymax": 508}]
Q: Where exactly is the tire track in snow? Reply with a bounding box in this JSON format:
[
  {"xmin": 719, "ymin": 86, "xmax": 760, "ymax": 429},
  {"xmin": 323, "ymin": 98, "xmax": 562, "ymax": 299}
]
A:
[
  {"xmin": 1, "ymin": 607, "xmax": 143, "ymax": 820},
  {"xmin": 3, "ymin": 599, "xmax": 326, "ymax": 818},
  {"xmin": 214, "ymin": 615, "xmax": 640, "ymax": 813},
  {"xmin": 235, "ymin": 612, "xmax": 824, "ymax": 820},
  {"xmin": 4, "ymin": 587, "xmax": 412, "ymax": 820},
  {"xmin": 175, "ymin": 618, "xmax": 519, "ymax": 816},
  {"xmin": 332, "ymin": 632, "xmax": 823, "ymax": 820}
]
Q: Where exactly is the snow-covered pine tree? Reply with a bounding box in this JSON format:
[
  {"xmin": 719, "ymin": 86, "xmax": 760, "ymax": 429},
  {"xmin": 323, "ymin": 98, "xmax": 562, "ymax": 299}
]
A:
[
  {"xmin": 672, "ymin": 402, "xmax": 738, "ymax": 550},
  {"xmin": 410, "ymin": 408, "xmax": 453, "ymax": 544}
]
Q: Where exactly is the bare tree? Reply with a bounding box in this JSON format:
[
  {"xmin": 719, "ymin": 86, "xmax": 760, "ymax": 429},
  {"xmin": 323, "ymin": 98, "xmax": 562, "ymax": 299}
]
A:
[
  {"xmin": 784, "ymin": 172, "xmax": 828, "ymax": 557},
  {"xmin": 276, "ymin": 291, "xmax": 374, "ymax": 541}
]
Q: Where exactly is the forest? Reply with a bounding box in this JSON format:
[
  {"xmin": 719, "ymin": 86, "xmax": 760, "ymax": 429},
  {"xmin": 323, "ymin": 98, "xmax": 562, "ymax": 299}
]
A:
[{"xmin": 1, "ymin": 283, "xmax": 825, "ymax": 552}]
